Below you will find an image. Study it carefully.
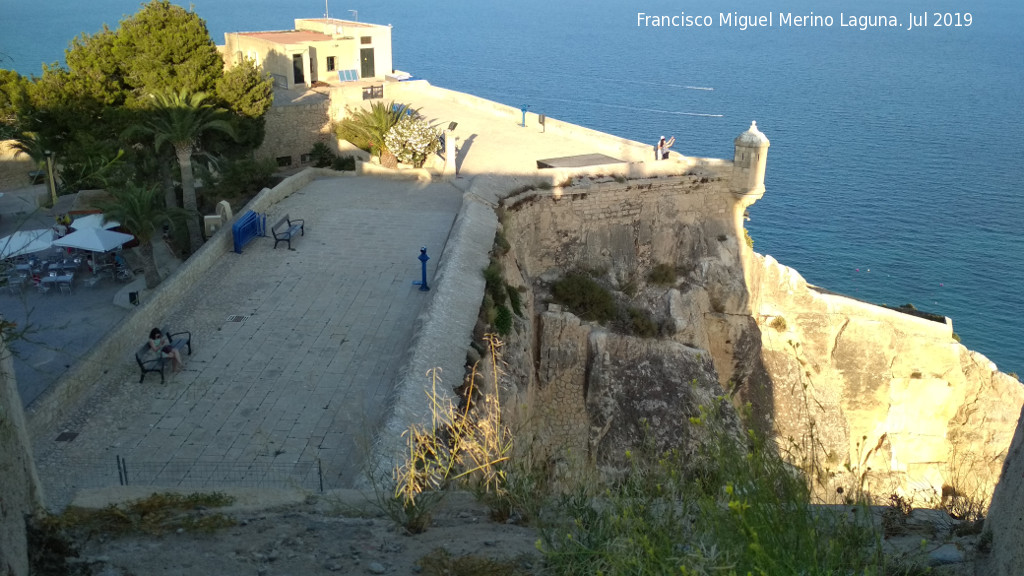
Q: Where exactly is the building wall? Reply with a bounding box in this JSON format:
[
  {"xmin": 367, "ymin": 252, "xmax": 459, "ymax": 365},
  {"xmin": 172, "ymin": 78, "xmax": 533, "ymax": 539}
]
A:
[
  {"xmin": 295, "ymin": 19, "xmax": 393, "ymax": 79},
  {"xmin": 0, "ymin": 140, "xmax": 38, "ymax": 191},
  {"xmin": 222, "ymin": 34, "xmax": 303, "ymax": 88},
  {"xmin": 256, "ymin": 101, "xmax": 333, "ymax": 168},
  {"xmin": 222, "ymin": 20, "xmax": 393, "ymax": 89}
]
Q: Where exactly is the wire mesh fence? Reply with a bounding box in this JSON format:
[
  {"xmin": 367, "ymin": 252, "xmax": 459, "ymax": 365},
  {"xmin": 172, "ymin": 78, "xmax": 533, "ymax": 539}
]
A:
[{"xmin": 71, "ymin": 456, "xmax": 325, "ymax": 492}]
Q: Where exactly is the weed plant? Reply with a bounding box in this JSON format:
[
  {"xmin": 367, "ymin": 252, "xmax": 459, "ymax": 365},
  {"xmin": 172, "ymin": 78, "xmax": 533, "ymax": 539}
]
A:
[
  {"xmin": 551, "ymin": 273, "xmax": 616, "ymax": 323},
  {"xmin": 39, "ymin": 492, "xmax": 236, "ymax": 537},
  {"xmin": 647, "ymin": 262, "xmax": 677, "ymax": 286},
  {"xmin": 391, "ymin": 335, "xmax": 516, "ymax": 532},
  {"xmin": 537, "ymin": 401, "xmax": 888, "ymax": 575},
  {"xmin": 417, "ymin": 548, "xmax": 532, "ymax": 576}
]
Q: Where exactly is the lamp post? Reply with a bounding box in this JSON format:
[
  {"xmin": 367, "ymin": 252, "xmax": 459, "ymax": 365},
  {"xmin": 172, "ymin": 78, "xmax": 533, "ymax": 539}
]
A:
[{"xmin": 44, "ymin": 150, "xmax": 57, "ymax": 207}]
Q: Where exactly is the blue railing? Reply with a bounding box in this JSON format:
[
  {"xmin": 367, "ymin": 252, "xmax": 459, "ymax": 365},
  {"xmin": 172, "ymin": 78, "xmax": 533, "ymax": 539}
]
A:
[{"xmin": 232, "ymin": 210, "xmax": 266, "ymax": 254}]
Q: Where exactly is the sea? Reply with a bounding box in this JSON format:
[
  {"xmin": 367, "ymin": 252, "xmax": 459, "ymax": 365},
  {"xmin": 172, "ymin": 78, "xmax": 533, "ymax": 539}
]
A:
[{"xmin": 2, "ymin": 0, "xmax": 1021, "ymax": 374}]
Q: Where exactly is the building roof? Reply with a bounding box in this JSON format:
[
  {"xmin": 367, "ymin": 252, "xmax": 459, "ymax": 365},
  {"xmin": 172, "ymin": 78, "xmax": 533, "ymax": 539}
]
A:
[
  {"xmin": 300, "ymin": 18, "xmax": 379, "ymax": 29},
  {"xmin": 236, "ymin": 30, "xmax": 332, "ymax": 43},
  {"xmin": 735, "ymin": 121, "xmax": 769, "ymax": 147}
]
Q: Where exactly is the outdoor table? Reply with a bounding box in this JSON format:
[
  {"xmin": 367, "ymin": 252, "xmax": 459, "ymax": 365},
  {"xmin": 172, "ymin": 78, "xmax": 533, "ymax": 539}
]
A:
[{"xmin": 40, "ymin": 272, "xmax": 74, "ymax": 288}]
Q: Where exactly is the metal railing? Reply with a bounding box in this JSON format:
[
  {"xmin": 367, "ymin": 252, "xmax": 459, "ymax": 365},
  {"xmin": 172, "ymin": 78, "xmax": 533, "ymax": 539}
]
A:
[{"xmin": 111, "ymin": 456, "xmax": 324, "ymax": 492}]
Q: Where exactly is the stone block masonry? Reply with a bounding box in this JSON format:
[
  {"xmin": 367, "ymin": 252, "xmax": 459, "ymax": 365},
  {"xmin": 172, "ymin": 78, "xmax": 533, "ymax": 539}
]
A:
[{"xmin": 257, "ymin": 101, "xmax": 332, "ymax": 168}]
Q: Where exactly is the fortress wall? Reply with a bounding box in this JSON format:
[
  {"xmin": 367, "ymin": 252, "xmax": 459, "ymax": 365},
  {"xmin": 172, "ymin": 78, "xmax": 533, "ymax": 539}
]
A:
[
  {"xmin": 256, "ymin": 101, "xmax": 332, "ymax": 167},
  {"xmin": 502, "ymin": 175, "xmax": 738, "ymax": 281},
  {"xmin": 0, "ymin": 140, "xmax": 38, "ymax": 191},
  {"xmin": 26, "ymin": 168, "xmax": 339, "ymax": 442},
  {"xmin": 0, "ymin": 338, "xmax": 42, "ymax": 576}
]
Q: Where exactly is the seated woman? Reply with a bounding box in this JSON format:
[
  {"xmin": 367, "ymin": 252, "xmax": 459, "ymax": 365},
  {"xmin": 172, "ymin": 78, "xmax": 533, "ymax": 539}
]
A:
[{"xmin": 148, "ymin": 327, "xmax": 183, "ymax": 373}]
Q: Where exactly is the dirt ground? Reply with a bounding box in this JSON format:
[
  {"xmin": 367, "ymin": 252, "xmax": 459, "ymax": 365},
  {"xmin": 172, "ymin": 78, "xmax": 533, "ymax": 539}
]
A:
[{"xmin": 43, "ymin": 489, "xmax": 543, "ymax": 576}]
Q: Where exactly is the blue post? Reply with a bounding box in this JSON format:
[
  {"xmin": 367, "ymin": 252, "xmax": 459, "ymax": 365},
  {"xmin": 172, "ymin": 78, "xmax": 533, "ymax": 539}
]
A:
[
  {"xmin": 416, "ymin": 247, "xmax": 430, "ymax": 291},
  {"xmin": 520, "ymin": 105, "xmax": 529, "ymax": 127}
]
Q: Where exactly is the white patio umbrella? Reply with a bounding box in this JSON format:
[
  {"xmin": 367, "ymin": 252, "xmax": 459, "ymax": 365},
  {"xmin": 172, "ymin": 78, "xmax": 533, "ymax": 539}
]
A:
[
  {"xmin": 0, "ymin": 229, "xmax": 55, "ymax": 259},
  {"xmin": 70, "ymin": 213, "xmax": 120, "ymax": 230},
  {"xmin": 53, "ymin": 228, "xmax": 134, "ymax": 253}
]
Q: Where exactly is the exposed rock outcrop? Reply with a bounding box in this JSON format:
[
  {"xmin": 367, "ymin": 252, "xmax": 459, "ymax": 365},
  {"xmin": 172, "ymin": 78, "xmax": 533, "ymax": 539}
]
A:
[
  {"xmin": 979, "ymin": 406, "xmax": 1024, "ymax": 576},
  {"xmin": 494, "ymin": 172, "xmax": 1023, "ymax": 504}
]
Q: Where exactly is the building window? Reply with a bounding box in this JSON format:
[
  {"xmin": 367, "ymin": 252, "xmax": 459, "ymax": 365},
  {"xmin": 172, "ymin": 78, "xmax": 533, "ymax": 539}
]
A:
[
  {"xmin": 300, "ymin": 153, "xmax": 313, "ymax": 165},
  {"xmin": 361, "ymin": 36, "xmax": 372, "ymax": 44},
  {"xmin": 276, "ymin": 156, "xmax": 293, "ymax": 167},
  {"xmin": 326, "ymin": 56, "xmax": 336, "ymax": 71}
]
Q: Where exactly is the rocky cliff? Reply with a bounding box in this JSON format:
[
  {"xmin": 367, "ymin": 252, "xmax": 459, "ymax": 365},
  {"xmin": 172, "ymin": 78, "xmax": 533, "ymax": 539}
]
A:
[{"xmin": 490, "ymin": 170, "xmax": 1023, "ymax": 504}]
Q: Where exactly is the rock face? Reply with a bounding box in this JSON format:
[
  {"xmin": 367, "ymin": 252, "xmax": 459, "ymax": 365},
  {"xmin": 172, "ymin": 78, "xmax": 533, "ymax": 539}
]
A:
[
  {"xmin": 980, "ymin": 406, "xmax": 1024, "ymax": 576},
  {"xmin": 0, "ymin": 338, "xmax": 43, "ymax": 576},
  {"xmin": 496, "ymin": 173, "xmax": 1023, "ymax": 503},
  {"xmin": 526, "ymin": 310, "xmax": 737, "ymax": 476},
  {"xmin": 747, "ymin": 254, "xmax": 1024, "ymax": 502}
]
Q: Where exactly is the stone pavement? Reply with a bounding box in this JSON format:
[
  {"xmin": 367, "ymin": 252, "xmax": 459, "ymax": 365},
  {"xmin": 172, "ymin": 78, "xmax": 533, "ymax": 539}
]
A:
[{"xmin": 33, "ymin": 177, "xmax": 463, "ymax": 507}]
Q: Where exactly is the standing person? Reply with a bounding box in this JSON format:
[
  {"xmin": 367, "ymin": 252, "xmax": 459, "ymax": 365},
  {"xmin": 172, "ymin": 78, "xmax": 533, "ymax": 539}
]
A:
[
  {"xmin": 149, "ymin": 327, "xmax": 183, "ymax": 373},
  {"xmin": 658, "ymin": 135, "xmax": 676, "ymax": 160}
]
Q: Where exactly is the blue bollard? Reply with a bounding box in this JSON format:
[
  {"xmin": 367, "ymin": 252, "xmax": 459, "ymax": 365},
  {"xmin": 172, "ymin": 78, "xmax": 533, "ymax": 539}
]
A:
[
  {"xmin": 520, "ymin": 105, "xmax": 529, "ymax": 127},
  {"xmin": 414, "ymin": 247, "xmax": 430, "ymax": 291}
]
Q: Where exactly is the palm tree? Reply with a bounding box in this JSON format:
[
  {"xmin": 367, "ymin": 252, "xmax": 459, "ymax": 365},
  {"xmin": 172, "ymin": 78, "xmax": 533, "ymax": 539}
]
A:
[
  {"xmin": 125, "ymin": 89, "xmax": 236, "ymax": 253},
  {"xmin": 94, "ymin": 182, "xmax": 175, "ymax": 289},
  {"xmin": 334, "ymin": 101, "xmax": 410, "ymax": 169}
]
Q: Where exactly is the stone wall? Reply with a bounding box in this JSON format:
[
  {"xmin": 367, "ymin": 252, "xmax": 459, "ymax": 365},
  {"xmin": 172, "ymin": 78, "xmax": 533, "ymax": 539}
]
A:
[
  {"xmin": 0, "ymin": 337, "xmax": 43, "ymax": 576},
  {"xmin": 256, "ymin": 101, "xmax": 333, "ymax": 168}
]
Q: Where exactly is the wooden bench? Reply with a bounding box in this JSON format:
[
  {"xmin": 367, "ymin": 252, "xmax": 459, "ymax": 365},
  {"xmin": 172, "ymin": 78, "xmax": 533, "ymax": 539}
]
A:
[
  {"xmin": 135, "ymin": 328, "xmax": 192, "ymax": 384},
  {"xmin": 272, "ymin": 214, "xmax": 305, "ymax": 250}
]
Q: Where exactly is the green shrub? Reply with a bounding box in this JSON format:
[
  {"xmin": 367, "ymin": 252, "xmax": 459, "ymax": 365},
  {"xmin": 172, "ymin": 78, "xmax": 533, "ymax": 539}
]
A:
[
  {"xmin": 538, "ymin": 405, "xmax": 884, "ymax": 575},
  {"xmin": 385, "ymin": 114, "xmax": 440, "ymax": 168},
  {"xmin": 769, "ymin": 316, "xmax": 787, "ymax": 331},
  {"xmin": 483, "ymin": 260, "xmax": 506, "ymax": 304},
  {"xmin": 552, "ymin": 273, "xmax": 616, "ymax": 323},
  {"xmin": 210, "ymin": 156, "xmax": 277, "ymax": 196},
  {"xmin": 494, "ymin": 230, "xmax": 511, "ymax": 255},
  {"xmin": 744, "ymin": 227, "xmax": 754, "ymax": 249},
  {"xmin": 647, "ymin": 262, "xmax": 676, "ymax": 286},
  {"xmin": 627, "ymin": 307, "xmax": 657, "ymax": 338},
  {"xmin": 309, "ymin": 142, "xmax": 335, "ymax": 167},
  {"xmin": 417, "ymin": 548, "xmax": 530, "ymax": 576},
  {"xmin": 507, "ymin": 283, "xmax": 523, "ymax": 316},
  {"xmin": 952, "ymin": 332, "xmax": 961, "ymax": 343},
  {"xmin": 494, "ymin": 305, "xmax": 513, "ymax": 336},
  {"xmin": 331, "ymin": 155, "xmax": 356, "ymax": 171}
]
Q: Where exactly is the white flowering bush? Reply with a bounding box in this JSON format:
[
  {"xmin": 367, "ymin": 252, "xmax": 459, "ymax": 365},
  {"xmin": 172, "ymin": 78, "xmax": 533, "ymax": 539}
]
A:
[{"xmin": 384, "ymin": 114, "xmax": 440, "ymax": 168}]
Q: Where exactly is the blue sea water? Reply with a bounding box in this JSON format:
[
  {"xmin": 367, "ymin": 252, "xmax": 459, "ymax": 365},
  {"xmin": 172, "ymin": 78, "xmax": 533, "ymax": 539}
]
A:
[{"xmin": 2, "ymin": 0, "xmax": 1022, "ymax": 373}]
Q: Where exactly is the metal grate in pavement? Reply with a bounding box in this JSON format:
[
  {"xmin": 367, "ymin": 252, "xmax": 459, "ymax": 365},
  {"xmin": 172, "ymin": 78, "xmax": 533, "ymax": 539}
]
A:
[
  {"xmin": 226, "ymin": 315, "xmax": 250, "ymax": 322},
  {"xmin": 55, "ymin": 432, "xmax": 79, "ymax": 442}
]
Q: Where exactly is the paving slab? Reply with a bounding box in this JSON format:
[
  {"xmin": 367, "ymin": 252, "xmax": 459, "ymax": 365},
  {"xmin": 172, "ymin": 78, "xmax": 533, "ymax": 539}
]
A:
[{"xmin": 32, "ymin": 177, "xmax": 463, "ymax": 507}]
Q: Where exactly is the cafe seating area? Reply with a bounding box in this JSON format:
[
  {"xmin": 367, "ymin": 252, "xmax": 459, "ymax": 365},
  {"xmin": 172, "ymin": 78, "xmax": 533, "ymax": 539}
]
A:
[{"xmin": 3, "ymin": 248, "xmax": 135, "ymax": 296}]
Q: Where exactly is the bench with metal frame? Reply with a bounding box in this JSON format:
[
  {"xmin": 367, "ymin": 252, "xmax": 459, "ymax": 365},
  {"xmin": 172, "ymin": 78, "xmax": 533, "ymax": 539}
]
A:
[
  {"xmin": 271, "ymin": 214, "xmax": 305, "ymax": 250},
  {"xmin": 135, "ymin": 328, "xmax": 192, "ymax": 384}
]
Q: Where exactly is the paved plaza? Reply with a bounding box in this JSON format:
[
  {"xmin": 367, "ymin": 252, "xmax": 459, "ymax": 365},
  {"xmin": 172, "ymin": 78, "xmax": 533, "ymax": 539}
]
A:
[
  {"xmin": 15, "ymin": 81, "xmax": 668, "ymax": 508},
  {"xmin": 32, "ymin": 177, "xmax": 462, "ymax": 506}
]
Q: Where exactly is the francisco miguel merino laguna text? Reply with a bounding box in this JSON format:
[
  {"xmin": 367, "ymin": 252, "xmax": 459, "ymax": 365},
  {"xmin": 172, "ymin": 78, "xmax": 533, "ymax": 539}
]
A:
[{"xmin": 636, "ymin": 12, "xmax": 974, "ymax": 31}]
